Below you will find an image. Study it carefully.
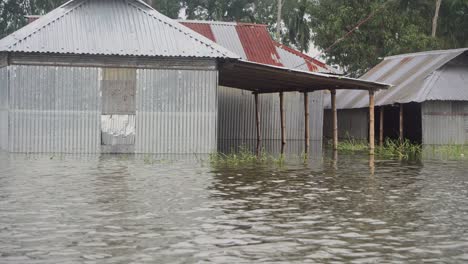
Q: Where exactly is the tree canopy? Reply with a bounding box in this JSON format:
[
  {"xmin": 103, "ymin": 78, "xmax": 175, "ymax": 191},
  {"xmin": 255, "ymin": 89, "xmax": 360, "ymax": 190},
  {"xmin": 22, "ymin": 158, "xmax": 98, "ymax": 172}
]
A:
[{"xmin": 0, "ymin": 0, "xmax": 466, "ymax": 76}]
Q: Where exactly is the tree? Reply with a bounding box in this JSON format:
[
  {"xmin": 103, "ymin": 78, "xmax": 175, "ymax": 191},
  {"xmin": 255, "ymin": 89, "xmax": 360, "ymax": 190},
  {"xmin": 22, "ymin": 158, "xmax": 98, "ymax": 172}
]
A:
[{"xmin": 308, "ymin": 0, "xmax": 467, "ymax": 76}]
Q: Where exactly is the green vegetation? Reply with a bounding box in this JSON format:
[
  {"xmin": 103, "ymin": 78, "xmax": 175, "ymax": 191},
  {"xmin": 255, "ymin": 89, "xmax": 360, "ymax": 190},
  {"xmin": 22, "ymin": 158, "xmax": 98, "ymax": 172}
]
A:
[
  {"xmin": 331, "ymin": 139, "xmax": 466, "ymax": 160},
  {"xmin": 209, "ymin": 146, "xmax": 286, "ymax": 166}
]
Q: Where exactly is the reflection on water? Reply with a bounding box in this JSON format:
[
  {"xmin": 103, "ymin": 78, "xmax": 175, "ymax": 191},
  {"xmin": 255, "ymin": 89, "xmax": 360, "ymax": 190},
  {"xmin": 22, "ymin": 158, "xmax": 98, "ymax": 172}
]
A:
[{"xmin": 0, "ymin": 148, "xmax": 468, "ymax": 263}]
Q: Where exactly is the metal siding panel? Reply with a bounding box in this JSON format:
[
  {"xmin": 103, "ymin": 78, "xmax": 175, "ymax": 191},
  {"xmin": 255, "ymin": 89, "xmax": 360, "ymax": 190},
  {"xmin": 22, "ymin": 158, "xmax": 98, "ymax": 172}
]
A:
[
  {"xmin": 422, "ymin": 101, "xmax": 465, "ymax": 145},
  {"xmin": 324, "ymin": 108, "xmax": 368, "ymax": 141},
  {"xmin": 8, "ymin": 65, "xmax": 100, "ymax": 153},
  {"xmin": 209, "ymin": 22, "xmax": 248, "ymax": 59},
  {"xmin": 218, "ymin": 87, "xmax": 324, "ymax": 147},
  {"xmin": 0, "ymin": 0, "xmax": 238, "ymax": 59},
  {"xmin": 0, "ymin": 67, "xmax": 8, "ymax": 150},
  {"xmin": 135, "ymin": 69, "xmax": 217, "ymax": 154}
]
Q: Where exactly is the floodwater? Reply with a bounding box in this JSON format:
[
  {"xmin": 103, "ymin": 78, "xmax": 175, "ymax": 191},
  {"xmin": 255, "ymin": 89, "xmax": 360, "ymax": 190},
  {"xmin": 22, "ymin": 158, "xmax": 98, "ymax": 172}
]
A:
[{"xmin": 0, "ymin": 150, "xmax": 468, "ymax": 263}]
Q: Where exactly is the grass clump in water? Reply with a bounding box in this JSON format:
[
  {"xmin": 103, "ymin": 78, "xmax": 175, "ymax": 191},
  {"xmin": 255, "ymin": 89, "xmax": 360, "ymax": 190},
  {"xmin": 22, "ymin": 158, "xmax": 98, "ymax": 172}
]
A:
[
  {"xmin": 329, "ymin": 138, "xmax": 422, "ymax": 159},
  {"xmin": 209, "ymin": 146, "xmax": 285, "ymax": 166}
]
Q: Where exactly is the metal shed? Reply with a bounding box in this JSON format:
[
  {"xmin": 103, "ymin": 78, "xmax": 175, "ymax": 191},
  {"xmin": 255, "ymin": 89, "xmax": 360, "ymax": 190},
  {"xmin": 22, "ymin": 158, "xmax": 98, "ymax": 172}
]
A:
[
  {"xmin": 179, "ymin": 20, "xmax": 334, "ymax": 150},
  {"xmin": 324, "ymin": 49, "xmax": 468, "ymax": 145},
  {"xmin": 0, "ymin": 0, "xmax": 388, "ymax": 154}
]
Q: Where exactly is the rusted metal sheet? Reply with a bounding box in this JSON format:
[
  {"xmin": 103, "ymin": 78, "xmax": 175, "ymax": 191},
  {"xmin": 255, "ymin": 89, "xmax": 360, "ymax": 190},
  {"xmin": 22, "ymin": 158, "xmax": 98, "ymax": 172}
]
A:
[
  {"xmin": 0, "ymin": 0, "xmax": 238, "ymax": 59},
  {"xmin": 181, "ymin": 22, "xmax": 217, "ymax": 42},
  {"xmin": 179, "ymin": 20, "xmax": 333, "ymax": 73},
  {"xmin": 236, "ymin": 24, "xmax": 283, "ymax": 66},
  {"xmin": 8, "ymin": 65, "xmax": 101, "ymax": 153}
]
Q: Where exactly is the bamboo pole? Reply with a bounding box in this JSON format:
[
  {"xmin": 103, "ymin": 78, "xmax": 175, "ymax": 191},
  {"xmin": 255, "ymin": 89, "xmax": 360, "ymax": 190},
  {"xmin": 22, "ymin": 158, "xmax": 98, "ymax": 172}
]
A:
[
  {"xmin": 369, "ymin": 90, "xmax": 375, "ymax": 155},
  {"xmin": 379, "ymin": 106, "xmax": 384, "ymax": 147},
  {"xmin": 304, "ymin": 92, "xmax": 310, "ymax": 154},
  {"xmin": 280, "ymin": 92, "xmax": 286, "ymax": 154},
  {"xmin": 331, "ymin": 90, "xmax": 338, "ymax": 151},
  {"xmin": 399, "ymin": 103, "xmax": 404, "ymax": 144},
  {"xmin": 254, "ymin": 93, "xmax": 261, "ymax": 155}
]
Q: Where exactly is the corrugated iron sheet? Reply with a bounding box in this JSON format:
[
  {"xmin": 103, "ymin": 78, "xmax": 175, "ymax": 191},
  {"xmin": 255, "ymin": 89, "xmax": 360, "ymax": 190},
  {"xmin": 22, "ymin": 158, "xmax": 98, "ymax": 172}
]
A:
[
  {"xmin": 179, "ymin": 20, "xmax": 333, "ymax": 73},
  {"xmin": 181, "ymin": 22, "xmax": 217, "ymax": 42},
  {"xmin": 235, "ymin": 24, "xmax": 283, "ymax": 67},
  {"xmin": 8, "ymin": 65, "xmax": 101, "ymax": 153},
  {"xmin": 323, "ymin": 109, "xmax": 368, "ymax": 141},
  {"xmin": 218, "ymin": 86, "xmax": 324, "ymax": 142},
  {"xmin": 0, "ymin": 67, "xmax": 8, "ymax": 150},
  {"xmin": 209, "ymin": 22, "xmax": 248, "ymax": 59},
  {"xmin": 135, "ymin": 69, "xmax": 218, "ymax": 153},
  {"xmin": 0, "ymin": 0, "xmax": 238, "ymax": 59},
  {"xmin": 422, "ymin": 101, "xmax": 468, "ymax": 144},
  {"xmin": 325, "ymin": 49, "xmax": 468, "ymax": 109}
]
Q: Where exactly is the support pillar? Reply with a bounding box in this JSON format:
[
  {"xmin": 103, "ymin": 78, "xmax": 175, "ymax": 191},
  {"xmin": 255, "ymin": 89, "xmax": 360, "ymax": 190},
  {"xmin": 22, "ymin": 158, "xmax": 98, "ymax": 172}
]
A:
[
  {"xmin": 369, "ymin": 90, "xmax": 375, "ymax": 155},
  {"xmin": 280, "ymin": 92, "xmax": 286, "ymax": 154},
  {"xmin": 330, "ymin": 90, "xmax": 338, "ymax": 151},
  {"xmin": 399, "ymin": 103, "xmax": 404, "ymax": 144},
  {"xmin": 254, "ymin": 93, "xmax": 261, "ymax": 155},
  {"xmin": 304, "ymin": 92, "xmax": 310, "ymax": 154},
  {"xmin": 379, "ymin": 106, "xmax": 384, "ymax": 147}
]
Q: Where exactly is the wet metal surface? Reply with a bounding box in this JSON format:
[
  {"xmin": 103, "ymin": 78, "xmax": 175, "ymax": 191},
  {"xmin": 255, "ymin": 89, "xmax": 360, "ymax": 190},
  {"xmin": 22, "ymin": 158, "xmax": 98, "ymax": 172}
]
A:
[{"xmin": 0, "ymin": 151, "xmax": 468, "ymax": 263}]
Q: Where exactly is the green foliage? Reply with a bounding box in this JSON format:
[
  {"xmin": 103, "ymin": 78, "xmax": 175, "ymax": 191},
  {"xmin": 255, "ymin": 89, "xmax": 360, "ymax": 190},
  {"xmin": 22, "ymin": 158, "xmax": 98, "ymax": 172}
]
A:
[
  {"xmin": 209, "ymin": 146, "xmax": 286, "ymax": 166},
  {"xmin": 309, "ymin": 0, "xmax": 467, "ymax": 76},
  {"xmin": 331, "ymin": 138, "xmax": 422, "ymax": 159}
]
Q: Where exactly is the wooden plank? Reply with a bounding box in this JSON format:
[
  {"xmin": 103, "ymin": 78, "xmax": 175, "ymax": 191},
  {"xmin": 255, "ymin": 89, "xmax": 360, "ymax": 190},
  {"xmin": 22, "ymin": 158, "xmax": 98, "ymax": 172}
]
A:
[
  {"xmin": 369, "ymin": 90, "xmax": 375, "ymax": 155},
  {"xmin": 254, "ymin": 93, "xmax": 261, "ymax": 155},
  {"xmin": 400, "ymin": 104, "xmax": 404, "ymax": 144},
  {"xmin": 379, "ymin": 106, "xmax": 384, "ymax": 146},
  {"xmin": 280, "ymin": 92, "xmax": 286, "ymax": 154},
  {"xmin": 304, "ymin": 92, "xmax": 310, "ymax": 154},
  {"xmin": 331, "ymin": 90, "xmax": 338, "ymax": 150}
]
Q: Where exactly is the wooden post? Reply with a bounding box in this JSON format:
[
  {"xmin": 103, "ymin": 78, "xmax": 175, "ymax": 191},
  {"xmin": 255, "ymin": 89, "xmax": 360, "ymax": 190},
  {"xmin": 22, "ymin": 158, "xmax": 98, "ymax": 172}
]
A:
[
  {"xmin": 399, "ymin": 103, "xmax": 404, "ymax": 144},
  {"xmin": 331, "ymin": 90, "xmax": 338, "ymax": 151},
  {"xmin": 254, "ymin": 93, "xmax": 261, "ymax": 155},
  {"xmin": 379, "ymin": 106, "xmax": 384, "ymax": 147},
  {"xmin": 280, "ymin": 92, "xmax": 286, "ymax": 154},
  {"xmin": 369, "ymin": 90, "xmax": 375, "ymax": 155},
  {"xmin": 304, "ymin": 92, "xmax": 310, "ymax": 154}
]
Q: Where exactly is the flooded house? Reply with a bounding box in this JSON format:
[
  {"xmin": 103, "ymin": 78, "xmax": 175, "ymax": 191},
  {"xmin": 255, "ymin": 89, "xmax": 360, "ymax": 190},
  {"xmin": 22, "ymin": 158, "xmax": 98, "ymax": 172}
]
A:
[
  {"xmin": 324, "ymin": 49, "xmax": 468, "ymax": 145},
  {"xmin": 0, "ymin": 0, "xmax": 387, "ymax": 154}
]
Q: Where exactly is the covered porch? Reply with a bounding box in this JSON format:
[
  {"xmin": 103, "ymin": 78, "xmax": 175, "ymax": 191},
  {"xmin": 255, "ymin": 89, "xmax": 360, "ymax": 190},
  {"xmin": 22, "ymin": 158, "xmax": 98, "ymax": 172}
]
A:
[{"xmin": 218, "ymin": 59, "xmax": 391, "ymax": 155}]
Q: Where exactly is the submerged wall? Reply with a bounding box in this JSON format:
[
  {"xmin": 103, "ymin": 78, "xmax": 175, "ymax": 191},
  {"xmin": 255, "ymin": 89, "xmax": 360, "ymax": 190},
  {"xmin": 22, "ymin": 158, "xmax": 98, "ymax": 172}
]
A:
[
  {"xmin": 9, "ymin": 65, "xmax": 101, "ymax": 153},
  {"xmin": 0, "ymin": 66, "xmax": 7, "ymax": 151},
  {"xmin": 422, "ymin": 101, "xmax": 468, "ymax": 145},
  {"xmin": 323, "ymin": 108, "xmax": 368, "ymax": 141},
  {"xmin": 218, "ymin": 86, "xmax": 324, "ymax": 150},
  {"xmin": 5, "ymin": 58, "xmax": 219, "ymax": 154},
  {"xmin": 136, "ymin": 69, "xmax": 218, "ymax": 153}
]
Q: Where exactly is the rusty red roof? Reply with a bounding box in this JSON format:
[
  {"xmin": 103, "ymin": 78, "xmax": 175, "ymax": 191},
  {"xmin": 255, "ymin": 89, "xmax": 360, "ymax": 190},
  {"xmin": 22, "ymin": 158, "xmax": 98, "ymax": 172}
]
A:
[{"xmin": 179, "ymin": 20, "xmax": 334, "ymax": 73}]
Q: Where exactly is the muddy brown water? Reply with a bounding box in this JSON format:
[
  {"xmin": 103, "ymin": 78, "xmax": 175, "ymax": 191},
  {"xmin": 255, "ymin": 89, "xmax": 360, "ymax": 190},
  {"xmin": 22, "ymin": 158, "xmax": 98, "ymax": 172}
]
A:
[{"xmin": 0, "ymin": 151, "xmax": 467, "ymax": 263}]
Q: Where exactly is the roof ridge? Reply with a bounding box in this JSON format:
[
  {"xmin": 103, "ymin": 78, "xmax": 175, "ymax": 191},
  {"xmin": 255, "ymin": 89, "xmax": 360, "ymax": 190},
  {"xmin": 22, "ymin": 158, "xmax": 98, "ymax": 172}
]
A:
[
  {"xmin": 1, "ymin": 0, "xmax": 85, "ymax": 50},
  {"xmin": 385, "ymin": 48, "xmax": 468, "ymax": 60},
  {"xmin": 179, "ymin": 19, "xmax": 267, "ymax": 27},
  {"xmin": 129, "ymin": 1, "xmax": 239, "ymax": 58}
]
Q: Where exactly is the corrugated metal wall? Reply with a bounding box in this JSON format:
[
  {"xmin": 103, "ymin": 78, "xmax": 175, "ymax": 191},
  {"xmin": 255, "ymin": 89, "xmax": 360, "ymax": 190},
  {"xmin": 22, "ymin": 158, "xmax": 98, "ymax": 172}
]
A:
[
  {"xmin": 135, "ymin": 69, "xmax": 218, "ymax": 153},
  {"xmin": 9, "ymin": 65, "xmax": 101, "ymax": 153},
  {"xmin": 0, "ymin": 67, "xmax": 8, "ymax": 151},
  {"xmin": 422, "ymin": 101, "xmax": 468, "ymax": 144},
  {"xmin": 323, "ymin": 108, "xmax": 368, "ymax": 141},
  {"xmin": 218, "ymin": 86, "xmax": 324, "ymax": 148}
]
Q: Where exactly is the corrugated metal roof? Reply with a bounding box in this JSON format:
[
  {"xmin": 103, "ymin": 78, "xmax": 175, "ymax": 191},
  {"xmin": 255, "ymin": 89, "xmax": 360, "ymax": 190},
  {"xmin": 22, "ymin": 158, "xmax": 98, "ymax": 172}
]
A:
[
  {"xmin": 179, "ymin": 20, "xmax": 334, "ymax": 73},
  {"xmin": 0, "ymin": 0, "xmax": 239, "ymax": 59},
  {"xmin": 324, "ymin": 49, "xmax": 468, "ymax": 109}
]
